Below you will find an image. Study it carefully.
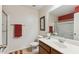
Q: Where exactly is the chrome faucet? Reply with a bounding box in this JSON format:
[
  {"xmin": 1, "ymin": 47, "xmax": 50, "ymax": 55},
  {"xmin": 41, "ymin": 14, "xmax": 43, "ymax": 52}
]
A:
[{"xmin": 47, "ymin": 33, "xmax": 52, "ymax": 39}]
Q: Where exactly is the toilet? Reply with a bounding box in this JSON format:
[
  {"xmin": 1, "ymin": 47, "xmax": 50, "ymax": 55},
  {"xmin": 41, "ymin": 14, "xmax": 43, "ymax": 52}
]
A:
[
  {"xmin": 30, "ymin": 35, "xmax": 43, "ymax": 53},
  {"xmin": 30, "ymin": 42, "xmax": 39, "ymax": 53}
]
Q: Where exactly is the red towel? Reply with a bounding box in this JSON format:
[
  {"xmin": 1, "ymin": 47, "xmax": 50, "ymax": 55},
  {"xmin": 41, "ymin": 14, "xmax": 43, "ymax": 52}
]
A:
[
  {"xmin": 49, "ymin": 26, "xmax": 53, "ymax": 33},
  {"xmin": 14, "ymin": 24, "xmax": 22, "ymax": 38}
]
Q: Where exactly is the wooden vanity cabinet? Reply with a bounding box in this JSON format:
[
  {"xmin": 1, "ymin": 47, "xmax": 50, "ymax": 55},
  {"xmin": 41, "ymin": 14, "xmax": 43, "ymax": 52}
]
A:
[
  {"xmin": 51, "ymin": 48, "xmax": 62, "ymax": 54},
  {"xmin": 39, "ymin": 46, "xmax": 49, "ymax": 54},
  {"xmin": 39, "ymin": 41, "xmax": 62, "ymax": 54},
  {"xmin": 39, "ymin": 41, "xmax": 51, "ymax": 54}
]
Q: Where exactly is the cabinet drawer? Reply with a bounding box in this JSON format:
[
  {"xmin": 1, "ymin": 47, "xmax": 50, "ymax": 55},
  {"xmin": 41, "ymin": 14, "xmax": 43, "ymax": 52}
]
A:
[
  {"xmin": 51, "ymin": 48, "xmax": 62, "ymax": 54},
  {"xmin": 39, "ymin": 41, "xmax": 51, "ymax": 52},
  {"xmin": 39, "ymin": 46, "xmax": 48, "ymax": 54}
]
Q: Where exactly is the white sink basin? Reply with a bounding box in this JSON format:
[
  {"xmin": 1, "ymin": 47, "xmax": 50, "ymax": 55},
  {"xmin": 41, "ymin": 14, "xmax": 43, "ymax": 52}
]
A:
[
  {"xmin": 45, "ymin": 37, "xmax": 67, "ymax": 48},
  {"xmin": 53, "ymin": 41, "xmax": 67, "ymax": 48}
]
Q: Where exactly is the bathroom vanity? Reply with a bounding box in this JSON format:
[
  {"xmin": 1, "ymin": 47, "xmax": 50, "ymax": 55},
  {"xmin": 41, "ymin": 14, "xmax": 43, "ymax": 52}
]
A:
[
  {"xmin": 39, "ymin": 40, "xmax": 62, "ymax": 54},
  {"xmin": 39, "ymin": 36, "xmax": 79, "ymax": 54}
]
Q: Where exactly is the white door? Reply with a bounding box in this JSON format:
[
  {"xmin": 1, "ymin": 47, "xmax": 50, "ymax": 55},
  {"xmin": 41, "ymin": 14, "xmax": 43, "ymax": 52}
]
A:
[{"xmin": 74, "ymin": 12, "xmax": 79, "ymax": 40}]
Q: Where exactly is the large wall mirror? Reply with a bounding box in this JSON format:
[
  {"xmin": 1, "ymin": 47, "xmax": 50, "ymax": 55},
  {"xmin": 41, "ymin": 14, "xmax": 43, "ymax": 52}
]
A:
[{"xmin": 48, "ymin": 5, "xmax": 76, "ymax": 40}]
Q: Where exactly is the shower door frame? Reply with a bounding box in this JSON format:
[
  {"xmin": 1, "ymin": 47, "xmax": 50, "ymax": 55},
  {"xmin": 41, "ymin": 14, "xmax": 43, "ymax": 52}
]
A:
[{"xmin": 2, "ymin": 10, "xmax": 8, "ymax": 46}]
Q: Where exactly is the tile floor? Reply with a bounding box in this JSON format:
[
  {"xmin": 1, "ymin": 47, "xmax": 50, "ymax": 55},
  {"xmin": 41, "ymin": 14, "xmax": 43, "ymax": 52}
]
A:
[{"xmin": 9, "ymin": 47, "xmax": 32, "ymax": 54}]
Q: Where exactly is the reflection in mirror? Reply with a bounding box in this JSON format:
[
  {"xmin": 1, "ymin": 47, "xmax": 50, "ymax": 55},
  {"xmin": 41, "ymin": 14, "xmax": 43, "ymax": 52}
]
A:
[
  {"xmin": 54, "ymin": 20, "xmax": 74, "ymax": 39},
  {"xmin": 48, "ymin": 5, "xmax": 74, "ymax": 40}
]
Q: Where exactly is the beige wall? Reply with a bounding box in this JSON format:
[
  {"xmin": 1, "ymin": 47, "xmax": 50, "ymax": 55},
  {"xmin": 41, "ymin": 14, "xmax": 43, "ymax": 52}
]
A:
[
  {"xmin": 39, "ymin": 5, "xmax": 61, "ymax": 35},
  {"xmin": 39, "ymin": 6, "xmax": 53, "ymax": 35},
  {"xmin": 3, "ymin": 5, "xmax": 39, "ymax": 53}
]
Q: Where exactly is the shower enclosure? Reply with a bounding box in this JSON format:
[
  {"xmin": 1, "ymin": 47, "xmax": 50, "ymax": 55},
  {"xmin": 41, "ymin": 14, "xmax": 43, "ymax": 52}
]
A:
[{"xmin": 1, "ymin": 10, "xmax": 8, "ymax": 52}]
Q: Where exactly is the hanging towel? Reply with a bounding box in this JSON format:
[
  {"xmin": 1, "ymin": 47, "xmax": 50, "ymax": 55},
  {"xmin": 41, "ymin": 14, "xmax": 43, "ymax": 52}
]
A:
[
  {"xmin": 14, "ymin": 24, "xmax": 22, "ymax": 38},
  {"xmin": 49, "ymin": 26, "xmax": 53, "ymax": 33}
]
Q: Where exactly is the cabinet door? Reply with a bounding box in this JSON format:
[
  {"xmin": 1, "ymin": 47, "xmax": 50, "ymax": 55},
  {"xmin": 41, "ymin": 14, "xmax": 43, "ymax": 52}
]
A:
[
  {"xmin": 39, "ymin": 41, "xmax": 51, "ymax": 53},
  {"xmin": 39, "ymin": 46, "xmax": 48, "ymax": 54},
  {"xmin": 74, "ymin": 12, "xmax": 79, "ymax": 40},
  {"xmin": 51, "ymin": 48, "xmax": 62, "ymax": 54}
]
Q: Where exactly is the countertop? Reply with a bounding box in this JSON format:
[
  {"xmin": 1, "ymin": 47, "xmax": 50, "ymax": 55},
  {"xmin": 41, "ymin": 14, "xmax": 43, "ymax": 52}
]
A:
[{"xmin": 39, "ymin": 37, "xmax": 79, "ymax": 54}]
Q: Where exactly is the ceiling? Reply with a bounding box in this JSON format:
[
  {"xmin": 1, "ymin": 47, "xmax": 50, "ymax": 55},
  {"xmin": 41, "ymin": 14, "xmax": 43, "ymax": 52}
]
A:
[
  {"xmin": 23, "ymin": 5, "xmax": 54, "ymax": 10},
  {"xmin": 27, "ymin": 5, "xmax": 45, "ymax": 10},
  {"xmin": 50, "ymin": 5, "xmax": 77, "ymax": 16},
  {"xmin": 22, "ymin": 5, "xmax": 77, "ymax": 16},
  {"xmin": 21, "ymin": 5, "xmax": 45, "ymax": 10}
]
